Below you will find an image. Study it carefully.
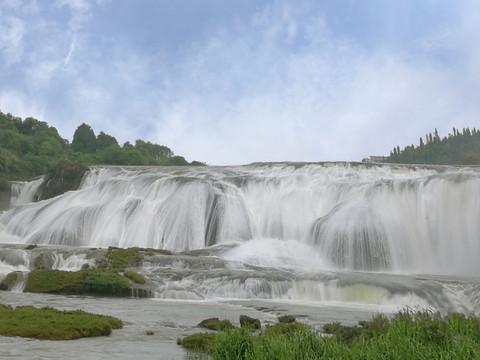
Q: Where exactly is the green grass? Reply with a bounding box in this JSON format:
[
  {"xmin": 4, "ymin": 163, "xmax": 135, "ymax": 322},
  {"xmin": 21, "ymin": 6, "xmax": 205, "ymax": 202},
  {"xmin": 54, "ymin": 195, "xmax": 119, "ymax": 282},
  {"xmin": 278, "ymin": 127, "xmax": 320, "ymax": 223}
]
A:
[
  {"xmin": 0, "ymin": 304, "xmax": 122, "ymax": 340},
  {"xmin": 178, "ymin": 309, "xmax": 480, "ymax": 360}
]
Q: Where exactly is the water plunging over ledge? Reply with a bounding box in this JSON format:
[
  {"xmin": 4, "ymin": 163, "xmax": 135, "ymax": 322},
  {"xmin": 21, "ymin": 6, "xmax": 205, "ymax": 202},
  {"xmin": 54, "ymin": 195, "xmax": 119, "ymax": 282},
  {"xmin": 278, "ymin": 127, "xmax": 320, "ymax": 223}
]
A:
[{"xmin": 1, "ymin": 162, "xmax": 479, "ymax": 275}]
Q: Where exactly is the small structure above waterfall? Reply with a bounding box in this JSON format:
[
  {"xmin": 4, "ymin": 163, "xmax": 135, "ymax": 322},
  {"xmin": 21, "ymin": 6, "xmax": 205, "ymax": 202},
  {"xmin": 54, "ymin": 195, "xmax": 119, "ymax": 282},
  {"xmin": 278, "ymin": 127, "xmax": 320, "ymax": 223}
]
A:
[{"xmin": 362, "ymin": 156, "xmax": 387, "ymax": 163}]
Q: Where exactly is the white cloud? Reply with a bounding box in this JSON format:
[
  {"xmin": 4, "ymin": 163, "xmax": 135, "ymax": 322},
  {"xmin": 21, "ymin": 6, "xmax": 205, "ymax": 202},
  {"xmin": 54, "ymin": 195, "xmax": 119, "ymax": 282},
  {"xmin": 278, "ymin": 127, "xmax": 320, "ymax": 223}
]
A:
[
  {"xmin": 0, "ymin": 90, "xmax": 45, "ymax": 120},
  {"xmin": 148, "ymin": 1, "xmax": 480, "ymax": 164},
  {"xmin": 0, "ymin": 15, "xmax": 25, "ymax": 65},
  {"xmin": 54, "ymin": 0, "xmax": 91, "ymax": 32}
]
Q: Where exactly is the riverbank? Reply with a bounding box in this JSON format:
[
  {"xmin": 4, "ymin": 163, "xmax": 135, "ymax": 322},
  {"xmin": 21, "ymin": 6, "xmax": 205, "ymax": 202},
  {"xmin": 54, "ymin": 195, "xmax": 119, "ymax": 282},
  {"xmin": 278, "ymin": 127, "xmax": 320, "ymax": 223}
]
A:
[{"xmin": 179, "ymin": 309, "xmax": 480, "ymax": 359}]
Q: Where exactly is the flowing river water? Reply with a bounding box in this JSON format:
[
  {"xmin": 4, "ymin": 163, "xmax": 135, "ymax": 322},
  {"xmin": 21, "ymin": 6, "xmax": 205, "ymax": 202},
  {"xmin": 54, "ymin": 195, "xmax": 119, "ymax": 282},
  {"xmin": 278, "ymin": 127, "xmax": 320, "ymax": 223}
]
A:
[{"xmin": 1, "ymin": 162, "xmax": 480, "ymax": 358}]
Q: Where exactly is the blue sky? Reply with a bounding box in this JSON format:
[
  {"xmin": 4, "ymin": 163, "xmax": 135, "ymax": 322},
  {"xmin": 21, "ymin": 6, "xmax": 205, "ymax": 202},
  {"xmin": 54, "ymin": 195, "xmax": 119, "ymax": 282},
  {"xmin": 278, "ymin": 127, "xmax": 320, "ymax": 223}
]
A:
[{"xmin": 1, "ymin": 0, "xmax": 479, "ymax": 165}]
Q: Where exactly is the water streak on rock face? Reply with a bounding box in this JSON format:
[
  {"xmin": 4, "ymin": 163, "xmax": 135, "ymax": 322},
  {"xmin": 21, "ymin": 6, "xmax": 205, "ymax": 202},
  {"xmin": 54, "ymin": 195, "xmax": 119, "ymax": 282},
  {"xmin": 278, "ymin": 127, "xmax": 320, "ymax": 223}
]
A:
[{"xmin": 1, "ymin": 163, "xmax": 480, "ymax": 276}]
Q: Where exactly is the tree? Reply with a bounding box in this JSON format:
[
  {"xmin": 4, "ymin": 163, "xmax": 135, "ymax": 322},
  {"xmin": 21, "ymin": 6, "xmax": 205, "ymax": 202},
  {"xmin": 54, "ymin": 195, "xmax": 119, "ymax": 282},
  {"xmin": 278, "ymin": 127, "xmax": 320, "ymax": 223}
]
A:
[
  {"xmin": 96, "ymin": 131, "xmax": 118, "ymax": 151},
  {"xmin": 72, "ymin": 124, "xmax": 97, "ymax": 153},
  {"xmin": 134, "ymin": 140, "xmax": 173, "ymax": 160},
  {"xmin": 166, "ymin": 155, "xmax": 189, "ymax": 166}
]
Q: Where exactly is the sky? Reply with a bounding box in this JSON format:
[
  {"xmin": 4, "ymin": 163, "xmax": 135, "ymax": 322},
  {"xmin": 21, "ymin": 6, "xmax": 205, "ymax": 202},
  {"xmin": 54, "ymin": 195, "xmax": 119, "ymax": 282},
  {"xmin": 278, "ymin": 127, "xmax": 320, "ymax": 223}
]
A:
[{"xmin": 1, "ymin": 0, "xmax": 480, "ymax": 165}]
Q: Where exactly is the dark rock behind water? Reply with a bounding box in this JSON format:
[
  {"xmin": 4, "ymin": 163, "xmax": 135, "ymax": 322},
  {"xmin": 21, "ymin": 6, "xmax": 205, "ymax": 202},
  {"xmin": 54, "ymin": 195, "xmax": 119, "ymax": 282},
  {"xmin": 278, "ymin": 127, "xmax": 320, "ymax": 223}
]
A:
[{"xmin": 39, "ymin": 159, "xmax": 88, "ymax": 200}]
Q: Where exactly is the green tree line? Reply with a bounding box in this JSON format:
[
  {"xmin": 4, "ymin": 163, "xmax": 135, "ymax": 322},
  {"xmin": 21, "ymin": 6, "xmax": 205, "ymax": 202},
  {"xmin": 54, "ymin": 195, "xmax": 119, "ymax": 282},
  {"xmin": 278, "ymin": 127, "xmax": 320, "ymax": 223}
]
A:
[
  {"xmin": 387, "ymin": 127, "xmax": 480, "ymax": 165},
  {"xmin": 0, "ymin": 110, "xmax": 204, "ymax": 180}
]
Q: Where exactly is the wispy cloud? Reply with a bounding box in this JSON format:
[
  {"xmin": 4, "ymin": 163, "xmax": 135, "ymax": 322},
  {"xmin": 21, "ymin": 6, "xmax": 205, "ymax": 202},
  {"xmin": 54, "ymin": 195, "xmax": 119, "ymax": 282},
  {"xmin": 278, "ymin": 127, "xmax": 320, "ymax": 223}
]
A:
[
  {"xmin": 0, "ymin": 14, "xmax": 25, "ymax": 65},
  {"xmin": 54, "ymin": 0, "xmax": 91, "ymax": 32},
  {"xmin": 1, "ymin": 0, "xmax": 480, "ymax": 164}
]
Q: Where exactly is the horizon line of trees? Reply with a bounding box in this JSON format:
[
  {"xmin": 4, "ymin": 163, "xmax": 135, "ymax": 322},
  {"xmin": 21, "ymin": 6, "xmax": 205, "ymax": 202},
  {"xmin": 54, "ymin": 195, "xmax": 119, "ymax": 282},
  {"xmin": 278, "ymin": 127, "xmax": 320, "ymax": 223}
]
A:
[
  {"xmin": 0, "ymin": 110, "xmax": 204, "ymax": 180},
  {"xmin": 387, "ymin": 127, "xmax": 480, "ymax": 165}
]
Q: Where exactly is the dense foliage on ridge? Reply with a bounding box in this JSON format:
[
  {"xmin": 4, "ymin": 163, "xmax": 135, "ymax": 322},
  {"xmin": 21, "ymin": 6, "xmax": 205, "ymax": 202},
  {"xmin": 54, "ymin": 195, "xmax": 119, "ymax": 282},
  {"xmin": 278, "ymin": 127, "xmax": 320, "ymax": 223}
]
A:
[
  {"xmin": 0, "ymin": 110, "xmax": 203, "ymax": 180},
  {"xmin": 387, "ymin": 127, "xmax": 480, "ymax": 165}
]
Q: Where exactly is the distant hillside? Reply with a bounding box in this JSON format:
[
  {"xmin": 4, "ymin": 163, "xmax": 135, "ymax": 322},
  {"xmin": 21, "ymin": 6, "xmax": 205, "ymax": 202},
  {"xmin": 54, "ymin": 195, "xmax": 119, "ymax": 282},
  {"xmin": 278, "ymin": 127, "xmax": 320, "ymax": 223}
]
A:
[
  {"xmin": 387, "ymin": 127, "xmax": 480, "ymax": 165},
  {"xmin": 0, "ymin": 110, "xmax": 204, "ymax": 181}
]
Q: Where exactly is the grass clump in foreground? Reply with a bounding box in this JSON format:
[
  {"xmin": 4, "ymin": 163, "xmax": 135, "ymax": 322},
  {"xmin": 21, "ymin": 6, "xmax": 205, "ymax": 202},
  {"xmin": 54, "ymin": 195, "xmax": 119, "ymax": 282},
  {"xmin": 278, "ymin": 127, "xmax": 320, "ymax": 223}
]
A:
[
  {"xmin": 0, "ymin": 304, "xmax": 122, "ymax": 340},
  {"xmin": 179, "ymin": 309, "xmax": 480, "ymax": 360}
]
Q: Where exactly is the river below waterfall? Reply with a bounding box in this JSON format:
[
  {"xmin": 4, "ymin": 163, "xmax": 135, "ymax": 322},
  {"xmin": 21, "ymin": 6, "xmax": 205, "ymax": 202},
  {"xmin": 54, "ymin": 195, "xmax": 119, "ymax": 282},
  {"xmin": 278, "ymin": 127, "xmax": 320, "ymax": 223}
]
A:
[
  {"xmin": 0, "ymin": 291, "xmax": 390, "ymax": 359},
  {"xmin": 1, "ymin": 162, "xmax": 480, "ymax": 359}
]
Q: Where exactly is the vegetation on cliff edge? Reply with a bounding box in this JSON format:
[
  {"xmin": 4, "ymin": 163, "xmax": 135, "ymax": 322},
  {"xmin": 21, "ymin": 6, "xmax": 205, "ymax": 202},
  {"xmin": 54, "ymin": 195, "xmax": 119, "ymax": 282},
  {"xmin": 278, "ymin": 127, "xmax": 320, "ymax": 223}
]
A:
[
  {"xmin": 387, "ymin": 127, "xmax": 480, "ymax": 165},
  {"xmin": 0, "ymin": 109, "xmax": 204, "ymax": 181}
]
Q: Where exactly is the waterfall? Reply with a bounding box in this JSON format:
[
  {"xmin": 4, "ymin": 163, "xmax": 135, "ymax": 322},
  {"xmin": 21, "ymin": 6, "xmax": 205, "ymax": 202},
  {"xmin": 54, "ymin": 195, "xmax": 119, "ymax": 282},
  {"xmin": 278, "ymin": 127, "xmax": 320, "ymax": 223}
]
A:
[
  {"xmin": 0, "ymin": 163, "xmax": 479, "ymax": 276},
  {"xmin": 9, "ymin": 177, "xmax": 44, "ymax": 208}
]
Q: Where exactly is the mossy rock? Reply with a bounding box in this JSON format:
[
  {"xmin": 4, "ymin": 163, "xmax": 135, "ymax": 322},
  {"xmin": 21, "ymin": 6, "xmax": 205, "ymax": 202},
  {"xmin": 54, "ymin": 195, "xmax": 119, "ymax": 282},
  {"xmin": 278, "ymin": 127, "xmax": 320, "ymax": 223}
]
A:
[
  {"xmin": 263, "ymin": 322, "xmax": 307, "ymax": 335},
  {"xmin": 177, "ymin": 333, "xmax": 216, "ymax": 353},
  {"xmin": 198, "ymin": 318, "xmax": 234, "ymax": 331},
  {"xmin": 0, "ymin": 304, "xmax": 122, "ymax": 340},
  {"xmin": 239, "ymin": 315, "xmax": 261, "ymax": 330},
  {"xmin": 278, "ymin": 314, "xmax": 296, "ymax": 324},
  {"xmin": 33, "ymin": 253, "xmax": 55, "ymax": 269},
  {"xmin": 0, "ymin": 272, "xmax": 18, "ymax": 291},
  {"xmin": 145, "ymin": 248, "xmax": 173, "ymax": 256},
  {"xmin": 107, "ymin": 247, "xmax": 143, "ymax": 271},
  {"xmin": 123, "ymin": 270, "xmax": 145, "ymax": 284},
  {"xmin": 40, "ymin": 159, "xmax": 88, "ymax": 200},
  {"xmin": 25, "ymin": 269, "xmax": 131, "ymax": 296},
  {"xmin": 322, "ymin": 322, "xmax": 363, "ymax": 344}
]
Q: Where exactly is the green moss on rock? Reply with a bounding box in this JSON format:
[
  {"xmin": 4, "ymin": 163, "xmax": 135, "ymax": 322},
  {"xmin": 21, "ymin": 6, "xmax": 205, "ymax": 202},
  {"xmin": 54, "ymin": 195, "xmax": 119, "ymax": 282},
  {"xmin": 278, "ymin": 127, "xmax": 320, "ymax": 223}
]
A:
[
  {"xmin": 107, "ymin": 247, "xmax": 143, "ymax": 271},
  {"xmin": 25, "ymin": 269, "xmax": 131, "ymax": 296},
  {"xmin": 278, "ymin": 314, "xmax": 296, "ymax": 324},
  {"xmin": 145, "ymin": 248, "xmax": 172, "ymax": 256},
  {"xmin": 0, "ymin": 273, "xmax": 18, "ymax": 291},
  {"xmin": 263, "ymin": 322, "xmax": 307, "ymax": 335},
  {"xmin": 177, "ymin": 333, "xmax": 216, "ymax": 353},
  {"xmin": 240, "ymin": 315, "xmax": 261, "ymax": 330},
  {"xmin": 0, "ymin": 304, "xmax": 122, "ymax": 340},
  {"xmin": 198, "ymin": 318, "xmax": 235, "ymax": 331},
  {"xmin": 123, "ymin": 270, "xmax": 145, "ymax": 284},
  {"xmin": 33, "ymin": 253, "xmax": 55, "ymax": 269}
]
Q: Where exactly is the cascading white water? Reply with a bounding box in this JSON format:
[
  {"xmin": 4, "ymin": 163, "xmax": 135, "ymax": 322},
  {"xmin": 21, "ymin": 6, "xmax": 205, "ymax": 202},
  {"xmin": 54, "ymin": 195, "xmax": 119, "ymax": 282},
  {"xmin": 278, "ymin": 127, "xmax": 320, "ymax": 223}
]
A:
[
  {"xmin": 0, "ymin": 163, "xmax": 479, "ymax": 276},
  {"xmin": 9, "ymin": 177, "xmax": 44, "ymax": 208}
]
